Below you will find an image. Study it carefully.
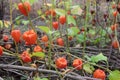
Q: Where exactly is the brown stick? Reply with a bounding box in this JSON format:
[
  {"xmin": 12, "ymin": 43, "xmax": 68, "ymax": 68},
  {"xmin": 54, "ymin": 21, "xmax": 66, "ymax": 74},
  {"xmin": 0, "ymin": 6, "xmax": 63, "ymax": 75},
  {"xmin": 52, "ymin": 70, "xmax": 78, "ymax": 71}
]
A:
[{"xmin": 0, "ymin": 64, "xmax": 99, "ymax": 80}]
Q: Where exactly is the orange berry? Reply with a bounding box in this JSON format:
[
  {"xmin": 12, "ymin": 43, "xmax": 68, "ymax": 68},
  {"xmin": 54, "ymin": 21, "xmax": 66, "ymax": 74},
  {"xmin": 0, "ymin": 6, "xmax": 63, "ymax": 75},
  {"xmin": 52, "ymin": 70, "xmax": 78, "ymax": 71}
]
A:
[
  {"xmin": 18, "ymin": 1, "xmax": 31, "ymax": 16},
  {"xmin": 73, "ymin": 15, "xmax": 76, "ymax": 19},
  {"xmin": 112, "ymin": 4, "xmax": 116, "ymax": 9},
  {"xmin": 57, "ymin": 38, "xmax": 64, "ymax": 46},
  {"xmin": 67, "ymin": 10, "xmax": 71, "ymax": 15},
  {"xmin": 52, "ymin": 21, "xmax": 59, "ymax": 30},
  {"xmin": 59, "ymin": 15, "xmax": 66, "ymax": 25},
  {"xmin": 111, "ymin": 24, "xmax": 118, "ymax": 31},
  {"xmin": 20, "ymin": 51, "xmax": 31, "ymax": 63},
  {"xmin": 3, "ymin": 35, "xmax": 9, "ymax": 42},
  {"xmin": 11, "ymin": 30, "xmax": 21, "ymax": 43},
  {"xmin": 22, "ymin": 30, "xmax": 37, "ymax": 45},
  {"xmin": 50, "ymin": 9, "xmax": 56, "ymax": 16},
  {"xmin": 68, "ymin": 36, "xmax": 73, "ymax": 41},
  {"xmin": 113, "ymin": 11, "xmax": 118, "ymax": 17},
  {"xmin": 34, "ymin": 45, "xmax": 42, "ymax": 52},
  {"xmin": 41, "ymin": 35, "xmax": 48, "ymax": 42},
  {"xmin": 4, "ymin": 44, "xmax": 11, "ymax": 50},
  {"xmin": 55, "ymin": 57, "xmax": 67, "ymax": 69},
  {"xmin": 0, "ymin": 46, "xmax": 3, "ymax": 56},
  {"xmin": 93, "ymin": 69, "xmax": 106, "ymax": 80},
  {"xmin": 72, "ymin": 59, "xmax": 83, "ymax": 70},
  {"xmin": 112, "ymin": 40, "xmax": 119, "ymax": 48},
  {"xmin": 45, "ymin": 10, "xmax": 50, "ymax": 16}
]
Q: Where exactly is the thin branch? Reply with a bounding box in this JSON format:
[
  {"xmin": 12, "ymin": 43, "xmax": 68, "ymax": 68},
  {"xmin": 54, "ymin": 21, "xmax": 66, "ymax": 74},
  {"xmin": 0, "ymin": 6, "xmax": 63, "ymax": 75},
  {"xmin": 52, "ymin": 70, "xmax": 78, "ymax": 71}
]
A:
[{"xmin": 0, "ymin": 64, "xmax": 99, "ymax": 80}]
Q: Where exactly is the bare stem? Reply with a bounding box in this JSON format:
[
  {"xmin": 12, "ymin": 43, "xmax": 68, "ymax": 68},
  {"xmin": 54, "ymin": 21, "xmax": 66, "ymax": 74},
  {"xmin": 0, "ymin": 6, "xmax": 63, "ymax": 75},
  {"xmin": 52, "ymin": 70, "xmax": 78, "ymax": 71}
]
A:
[
  {"xmin": 10, "ymin": 0, "xmax": 14, "ymax": 30},
  {"xmin": 82, "ymin": 0, "xmax": 90, "ymax": 58}
]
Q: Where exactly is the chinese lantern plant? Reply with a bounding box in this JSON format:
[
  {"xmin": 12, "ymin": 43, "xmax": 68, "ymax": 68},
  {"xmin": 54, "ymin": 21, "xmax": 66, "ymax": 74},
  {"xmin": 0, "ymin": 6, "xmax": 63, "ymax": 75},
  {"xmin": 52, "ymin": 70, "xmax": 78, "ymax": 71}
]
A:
[
  {"xmin": 1, "ymin": 0, "xmax": 120, "ymax": 79},
  {"xmin": 0, "ymin": 46, "xmax": 3, "ymax": 56},
  {"xmin": 52, "ymin": 21, "xmax": 59, "ymax": 30},
  {"xmin": 59, "ymin": 15, "xmax": 66, "ymax": 25},
  {"xmin": 22, "ymin": 30, "xmax": 37, "ymax": 45},
  {"xmin": 111, "ymin": 23, "xmax": 118, "ymax": 31},
  {"xmin": 41, "ymin": 35, "xmax": 49, "ymax": 43},
  {"xmin": 72, "ymin": 59, "xmax": 83, "ymax": 70},
  {"xmin": 57, "ymin": 38, "xmax": 64, "ymax": 46},
  {"xmin": 93, "ymin": 69, "xmax": 106, "ymax": 80},
  {"xmin": 20, "ymin": 51, "xmax": 32, "ymax": 63},
  {"xmin": 55, "ymin": 57, "xmax": 67, "ymax": 69},
  {"xmin": 18, "ymin": 1, "xmax": 31, "ymax": 16},
  {"xmin": 3, "ymin": 35, "xmax": 9, "ymax": 42},
  {"xmin": 112, "ymin": 39, "xmax": 119, "ymax": 49},
  {"xmin": 11, "ymin": 29, "xmax": 21, "ymax": 43},
  {"xmin": 34, "ymin": 45, "xmax": 43, "ymax": 52}
]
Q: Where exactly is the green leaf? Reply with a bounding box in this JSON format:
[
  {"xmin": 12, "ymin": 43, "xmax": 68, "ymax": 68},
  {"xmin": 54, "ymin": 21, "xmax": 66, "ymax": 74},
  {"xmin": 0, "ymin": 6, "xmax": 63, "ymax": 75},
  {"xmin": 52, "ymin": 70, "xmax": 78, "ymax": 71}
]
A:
[
  {"xmin": 83, "ymin": 63, "xmax": 94, "ymax": 74},
  {"xmin": 67, "ymin": 28, "xmax": 74, "ymax": 36},
  {"xmin": 29, "ymin": 0, "xmax": 38, "ymax": 5},
  {"xmin": 76, "ymin": 34, "xmax": 85, "ymax": 43},
  {"xmin": 34, "ymin": 77, "xmax": 48, "ymax": 80},
  {"xmin": 91, "ymin": 53, "xmax": 107, "ymax": 63},
  {"xmin": 71, "ymin": 5, "xmax": 83, "ymax": 15},
  {"xmin": 0, "ymin": 20, "xmax": 10, "ymax": 28},
  {"xmin": 65, "ymin": 2, "xmax": 71, "ymax": 10},
  {"xmin": 38, "ymin": 26, "xmax": 50, "ymax": 34},
  {"xmin": 14, "ymin": 15, "xmax": 23, "ymax": 21},
  {"xmin": 70, "ymin": 27, "xmax": 79, "ymax": 35},
  {"xmin": 22, "ymin": 20, "xmax": 29, "ymax": 25},
  {"xmin": 37, "ymin": 10, "xmax": 42, "ymax": 15},
  {"xmin": 93, "ymin": 38, "xmax": 101, "ymax": 44},
  {"xmin": 22, "ymin": 0, "xmax": 38, "ymax": 5},
  {"xmin": 32, "ymin": 52, "xmax": 45, "ymax": 58},
  {"xmin": 0, "ymin": 20, "xmax": 3, "ymax": 28},
  {"xmin": 55, "ymin": 8, "xmax": 66, "ymax": 16},
  {"xmin": 58, "ymin": 1, "xmax": 71, "ymax": 10},
  {"xmin": 21, "ymin": 76, "xmax": 27, "ymax": 80},
  {"xmin": 84, "ymin": 55, "xmax": 91, "ymax": 61},
  {"xmin": 100, "ymin": 29, "xmax": 107, "ymax": 36},
  {"xmin": 68, "ymin": 27, "xmax": 79, "ymax": 36},
  {"xmin": 67, "ymin": 15, "xmax": 76, "ymax": 26},
  {"xmin": 89, "ymin": 29, "xmax": 96, "ymax": 36},
  {"xmin": 40, "ymin": 78, "xmax": 48, "ymax": 80},
  {"xmin": 4, "ymin": 21, "xmax": 11, "ymax": 28},
  {"xmin": 52, "ymin": 31, "xmax": 60, "ymax": 38},
  {"xmin": 33, "ymin": 76, "xmax": 40, "ymax": 80},
  {"xmin": 16, "ymin": 20, "xmax": 21, "ymax": 25},
  {"xmin": 107, "ymin": 27, "xmax": 112, "ymax": 34},
  {"xmin": 14, "ymin": 3, "xmax": 19, "ymax": 9},
  {"xmin": 109, "ymin": 70, "xmax": 120, "ymax": 80}
]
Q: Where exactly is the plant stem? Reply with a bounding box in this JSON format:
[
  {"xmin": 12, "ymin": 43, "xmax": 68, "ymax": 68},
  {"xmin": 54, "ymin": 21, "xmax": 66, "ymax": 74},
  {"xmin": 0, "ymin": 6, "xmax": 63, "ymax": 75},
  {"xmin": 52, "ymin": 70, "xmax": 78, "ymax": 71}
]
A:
[
  {"xmin": 14, "ymin": 42, "xmax": 23, "ymax": 65},
  {"xmin": 47, "ymin": 0, "xmax": 54, "ymax": 70},
  {"xmin": 10, "ymin": 0, "xmax": 14, "ymax": 30},
  {"xmin": 10, "ymin": 0, "xmax": 23, "ymax": 65},
  {"xmin": 63, "ymin": 0, "xmax": 70, "ymax": 52},
  {"xmin": 46, "ymin": 0, "xmax": 55, "ymax": 79},
  {"xmin": 3, "ymin": 48, "xmax": 14, "ymax": 54},
  {"xmin": 83, "ymin": 0, "xmax": 90, "ymax": 58}
]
